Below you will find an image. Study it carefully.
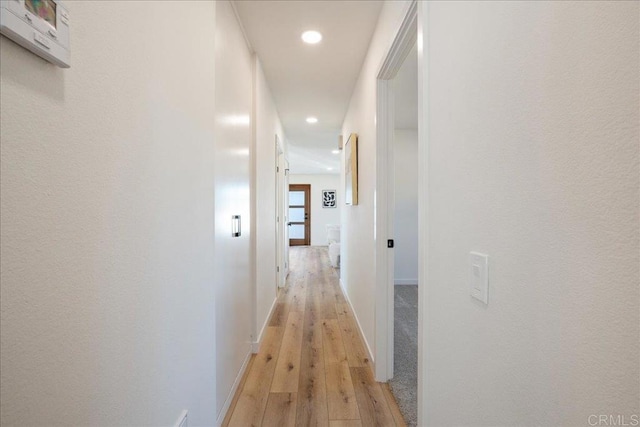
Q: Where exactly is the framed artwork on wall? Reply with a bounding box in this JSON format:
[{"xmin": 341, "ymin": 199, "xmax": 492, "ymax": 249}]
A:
[
  {"xmin": 344, "ymin": 133, "xmax": 358, "ymax": 205},
  {"xmin": 322, "ymin": 190, "xmax": 337, "ymax": 208}
]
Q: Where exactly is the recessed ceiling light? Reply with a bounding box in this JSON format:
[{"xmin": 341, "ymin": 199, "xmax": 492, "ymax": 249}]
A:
[
  {"xmin": 306, "ymin": 117, "xmax": 318, "ymax": 124},
  {"xmin": 332, "ymin": 150, "xmax": 340, "ymax": 154},
  {"xmin": 301, "ymin": 30, "xmax": 322, "ymax": 44},
  {"xmin": 327, "ymin": 167, "xmax": 334, "ymax": 171}
]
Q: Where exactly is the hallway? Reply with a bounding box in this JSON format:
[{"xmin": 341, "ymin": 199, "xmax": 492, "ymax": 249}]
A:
[{"xmin": 223, "ymin": 247, "xmax": 406, "ymax": 426}]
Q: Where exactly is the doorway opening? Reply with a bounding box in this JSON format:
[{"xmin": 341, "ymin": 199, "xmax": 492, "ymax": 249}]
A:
[
  {"xmin": 374, "ymin": 0, "xmax": 427, "ymax": 425},
  {"xmin": 288, "ymin": 184, "xmax": 311, "ymax": 246},
  {"xmin": 388, "ymin": 39, "xmax": 419, "ymax": 425}
]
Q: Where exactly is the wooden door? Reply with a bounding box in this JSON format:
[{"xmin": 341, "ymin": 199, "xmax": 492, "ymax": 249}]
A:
[{"xmin": 288, "ymin": 184, "xmax": 310, "ymax": 246}]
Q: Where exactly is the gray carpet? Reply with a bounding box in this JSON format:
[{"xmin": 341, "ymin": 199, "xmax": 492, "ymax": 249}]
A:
[{"xmin": 389, "ymin": 285, "xmax": 418, "ymax": 426}]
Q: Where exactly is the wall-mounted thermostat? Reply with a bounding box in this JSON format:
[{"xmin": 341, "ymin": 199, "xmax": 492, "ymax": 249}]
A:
[{"xmin": 1, "ymin": 0, "xmax": 70, "ymax": 68}]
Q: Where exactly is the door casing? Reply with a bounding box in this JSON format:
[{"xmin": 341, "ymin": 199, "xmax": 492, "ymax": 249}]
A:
[{"xmin": 374, "ymin": 1, "xmax": 429, "ymax": 425}]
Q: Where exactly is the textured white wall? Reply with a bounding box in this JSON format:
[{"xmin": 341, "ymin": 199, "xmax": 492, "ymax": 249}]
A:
[
  {"xmin": 254, "ymin": 57, "xmax": 286, "ymax": 346},
  {"xmin": 213, "ymin": 1, "xmax": 254, "ymax": 421},
  {"xmin": 0, "ymin": 2, "xmax": 218, "ymax": 426},
  {"xmin": 393, "ymin": 130, "xmax": 418, "ymax": 285},
  {"xmin": 424, "ymin": 2, "xmax": 639, "ymax": 425},
  {"xmin": 341, "ymin": 0, "xmax": 412, "ymax": 360},
  {"xmin": 289, "ymin": 174, "xmax": 341, "ymax": 246}
]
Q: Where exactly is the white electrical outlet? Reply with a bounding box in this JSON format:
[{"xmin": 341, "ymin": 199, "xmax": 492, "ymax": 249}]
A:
[
  {"xmin": 174, "ymin": 410, "xmax": 188, "ymax": 427},
  {"xmin": 469, "ymin": 252, "xmax": 489, "ymax": 304}
]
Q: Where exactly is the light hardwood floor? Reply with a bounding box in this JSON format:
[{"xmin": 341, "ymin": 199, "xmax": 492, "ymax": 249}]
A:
[{"xmin": 222, "ymin": 246, "xmax": 406, "ymax": 427}]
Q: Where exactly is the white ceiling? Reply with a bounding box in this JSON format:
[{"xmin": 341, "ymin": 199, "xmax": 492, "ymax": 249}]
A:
[{"xmin": 233, "ymin": 1, "xmax": 383, "ymax": 174}]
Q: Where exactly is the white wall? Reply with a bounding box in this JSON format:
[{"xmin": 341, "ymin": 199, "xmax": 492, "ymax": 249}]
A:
[
  {"xmin": 289, "ymin": 174, "xmax": 341, "ymax": 246},
  {"xmin": 213, "ymin": 1, "xmax": 254, "ymax": 421},
  {"xmin": 424, "ymin": 2, "xmax": 639, "ymax": 425},
  {"xmin": 253, "ymin": 57, "xmax": 286, "ymax": 347},
  {"xmin": 341, "ymin": 0, "xmax": 412, "ymax": 363},
  {"xmin": 393, "ymin": 130, "xmax": 418, "ymax": 285},
  {"xmin": 343, "ymin": 0, "xmax": 638, "ymax": 423},
  {"xmin": 0, "ymin": 2, "xmax": 218, "ymax": 426}
]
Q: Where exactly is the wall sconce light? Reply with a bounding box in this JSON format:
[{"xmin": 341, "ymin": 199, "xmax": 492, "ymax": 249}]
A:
[{"xmin": 232, "ymin": 215, "xmax": 241, "ymax": 237}]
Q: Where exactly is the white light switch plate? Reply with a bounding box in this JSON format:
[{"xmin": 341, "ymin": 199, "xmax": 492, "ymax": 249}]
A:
[{"xmin": 470, "ymin": 252, "xmax": 489, "ymax": 304}]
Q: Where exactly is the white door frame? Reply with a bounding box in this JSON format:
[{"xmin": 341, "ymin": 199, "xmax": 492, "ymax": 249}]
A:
[
  {"xmin": 374, "ymin": 1, "xmax": 428, "ymax": 423},
  {"xmin": 276, "ymin": 136, "xmax": 284, "ymax": 289},
  {"xmin": 283, "ymin": 159, "xmax": 290, "ymax": 279},
  {"xmin": 276, "ymin": 136, "xmax": 289, "ymax": 288}
]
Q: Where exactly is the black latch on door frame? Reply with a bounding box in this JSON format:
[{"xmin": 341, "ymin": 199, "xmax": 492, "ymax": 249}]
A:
[
  {"xmin": 387, "ymin": 239, "xmax": 394, "ymax": 248},
  {"xmin": 232, "ymin": 215, "xmax": 241, "ymax": 237}
]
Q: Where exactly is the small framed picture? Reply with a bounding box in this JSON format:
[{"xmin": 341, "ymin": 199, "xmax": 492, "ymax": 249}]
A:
[{"xmin": 322, "ymin": 190, "xmax": 337, "ymax": 208}]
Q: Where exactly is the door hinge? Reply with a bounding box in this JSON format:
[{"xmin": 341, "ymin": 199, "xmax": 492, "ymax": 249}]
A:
[
  {"xmin": 277, "ymin": 266, "xmax": 280, "ymax": 272},
  {"xmin": 387, "ymin": 239, "xmax": 394, "ymax": 248},
  {"xmin": 277, "ymin": 166, "xmax": 279, "ymax": 172}
]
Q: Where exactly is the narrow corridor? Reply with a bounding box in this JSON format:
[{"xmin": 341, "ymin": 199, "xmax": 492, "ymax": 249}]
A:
[{"xmin": 223, "ymin": 247, "xmax": 406, "ymax": 426}]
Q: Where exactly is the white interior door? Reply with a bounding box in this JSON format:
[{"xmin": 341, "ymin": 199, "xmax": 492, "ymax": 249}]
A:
[
  {"xmin": 276, "ymin": 139, "xmax": 283, "ymax": 289},
  {"xmin": 283, "ymin": 159, "xmax": 290, "ymax": 279},
  {"xmin": 276, "ymin": 138, "xmax": 289, "ymax": 288}
]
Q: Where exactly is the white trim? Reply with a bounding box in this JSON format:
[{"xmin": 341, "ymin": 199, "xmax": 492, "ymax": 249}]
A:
[
  {"xmin": 215, "ymin": 349, "xmax": 252, "ymax": 427},
  {"xmin": 416, "ymin": 3, "xmax": 430, "ymax": 426},
  {"xmin": 374, "ymin": 0, "xmax": 419, "ymax": 383},
  {"xmin": 230, "ymin": 1, "xmax": 254, "ymax": 53},
  {"xmin": 282, "ymin": 158, "xmax": 291, "ymax": 284},
  {"xmin": 173, "ymin": 410, "xmax": 188, "ymax": 427},
  {"xmin": 276, "ymin": 136, "xmax": 285, "ymax": 289},
  {"xmin": 394, "ymin": 279, "xmax": 418, "ymax": 286},
  {"xmin": 252, "ymin": 296, "xmax": 278, "ymax": 353},
  {"xmin": 249, "ymin": 53, "xmax": 258, "ymax": 358},
  {"xmin": 339, "ymin": 279, "xmax": 375, "ymax": 366},
  {"xmin": 375, "ymin": 78, "xmax": 393, "ymax": 382},
  {"xmin": 377, "ymin": 1, "xmax": 418, "ymax": 80}
]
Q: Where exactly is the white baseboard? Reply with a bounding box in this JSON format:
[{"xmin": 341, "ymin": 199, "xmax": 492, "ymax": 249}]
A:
[
  {"xmin": 217, "ymin": 296, "xmax": 279, "ymax": 425},
  {"xmin": 215, "ymin": 349, "xmax": 251, "ymax": 427},
  {"xmin": 339, "ymin": 278, "xmax": 375, "ymax": 366},
  {"xmin": 252, "ymin": 296, "xmax": 278, "ymax": 353},
  {"xmin": 394, "ymin": 279, "xmax": 418, "ymax": 285}
]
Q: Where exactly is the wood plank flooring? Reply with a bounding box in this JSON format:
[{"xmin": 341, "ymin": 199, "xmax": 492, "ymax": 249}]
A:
[{"xmin": 223, "ymin": 246, "xmax": 406, "ymax": 427}]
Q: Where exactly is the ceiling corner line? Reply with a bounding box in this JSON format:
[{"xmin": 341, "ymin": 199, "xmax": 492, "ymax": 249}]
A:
[{"xmin": 230, "ymin": 1, "xmax": 255, "ymax": 54}]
